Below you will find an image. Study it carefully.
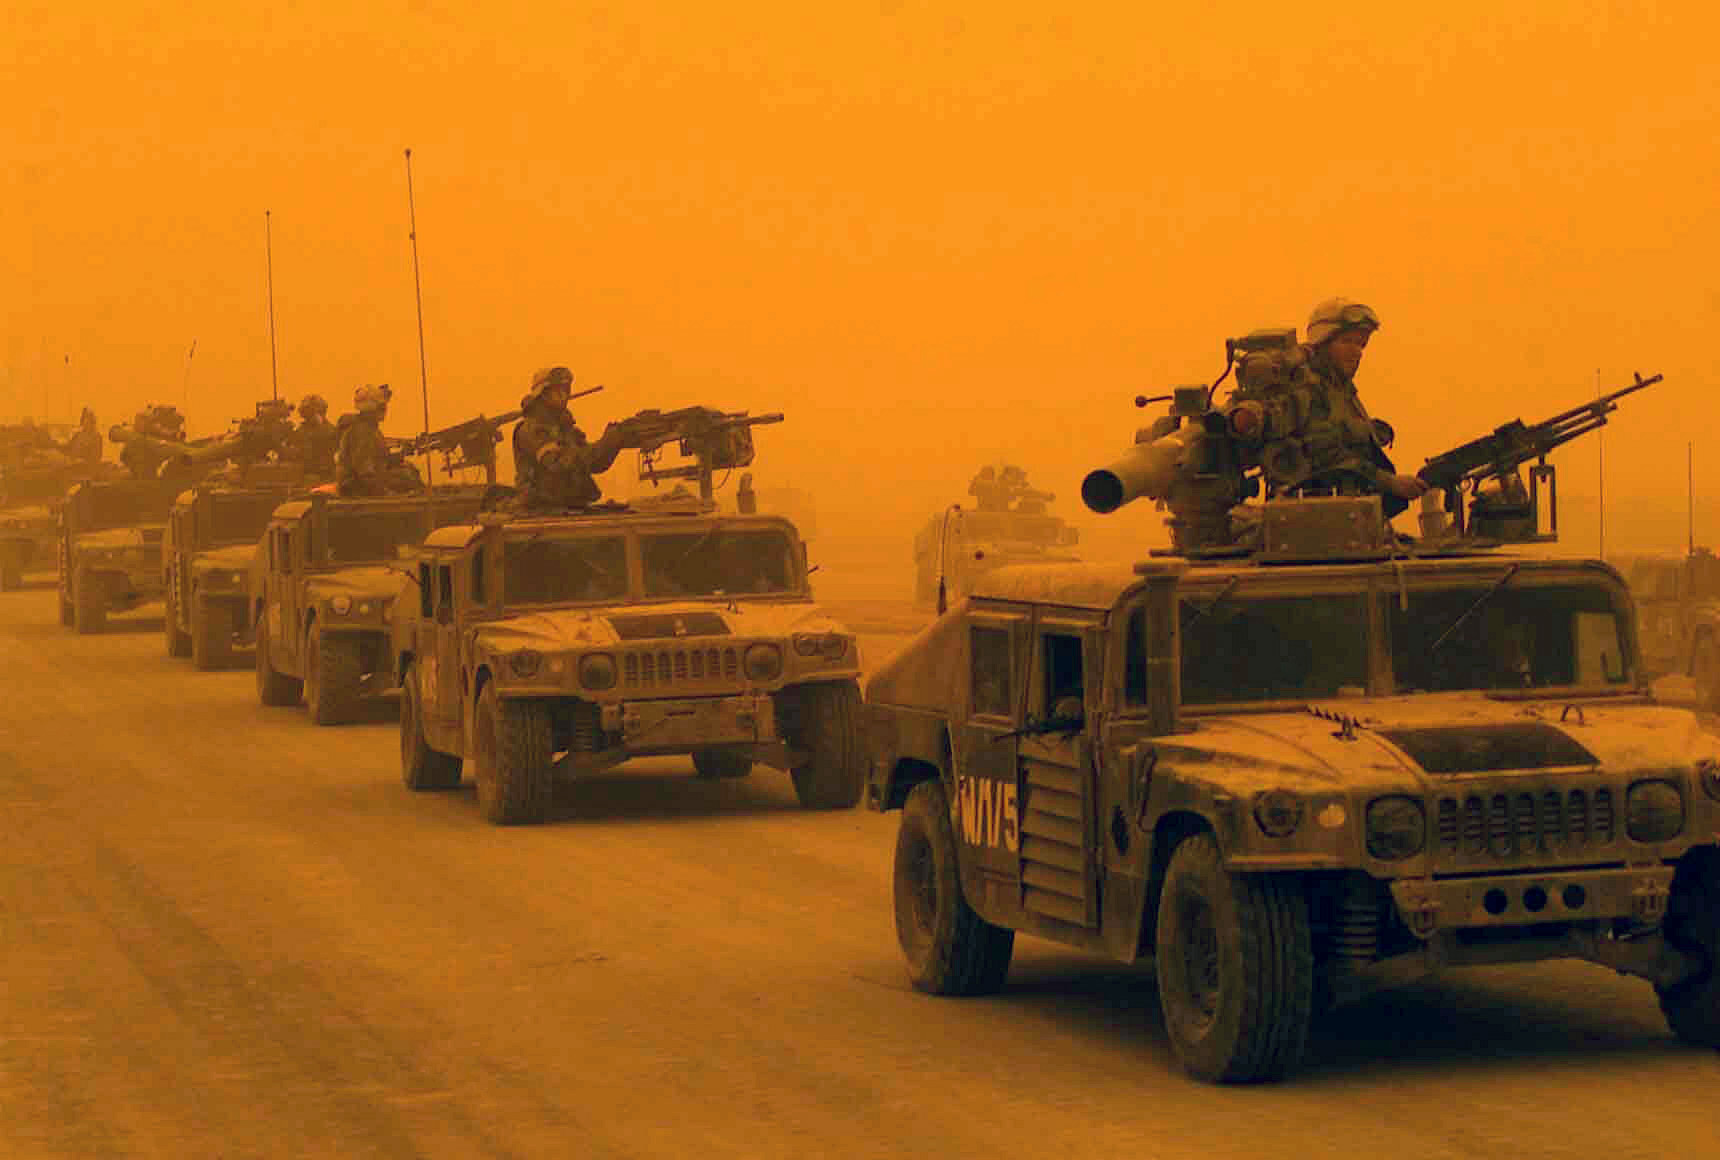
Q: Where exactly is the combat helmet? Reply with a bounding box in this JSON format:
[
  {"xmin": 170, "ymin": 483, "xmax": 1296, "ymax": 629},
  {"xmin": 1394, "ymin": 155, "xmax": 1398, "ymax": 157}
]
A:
[
  {"xmin": 1304, "ymin": 298, "xmax": 1381, "ymax": 346},
  {"xmin": 523, "ymin": 366, "xmax": 575, "ymax": 409},
  {"xmin": 353, "ymin": 385, "xmax": 388, "ymax": 415},
  {"xmin": 298, "ymin": 393, "xmax": 328, "ymax": 420}
]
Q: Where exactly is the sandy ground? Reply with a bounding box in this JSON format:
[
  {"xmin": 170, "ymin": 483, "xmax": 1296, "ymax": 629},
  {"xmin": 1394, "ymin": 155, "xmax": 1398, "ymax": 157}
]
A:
[{"xmin": 3, "ymin": 585, "xmax": 1718, "ymax": 1159}]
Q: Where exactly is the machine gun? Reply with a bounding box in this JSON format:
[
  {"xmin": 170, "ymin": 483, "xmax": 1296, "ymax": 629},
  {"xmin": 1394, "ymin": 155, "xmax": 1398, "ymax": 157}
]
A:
[
  {"xmin": 613, "ymin": 406, "xmax": 785, "ymax": 501},
  {"xmin": 1416, "ymin": 372, "xmax": 1661, "ymax": 542},
  {"xmin": 386, "ymin": 386, "xmax": 603, "ymax": 483}
]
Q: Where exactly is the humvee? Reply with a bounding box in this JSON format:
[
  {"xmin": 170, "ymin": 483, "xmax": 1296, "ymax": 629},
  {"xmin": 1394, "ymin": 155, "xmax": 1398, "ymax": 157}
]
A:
[
  {"xmin": 2, "ymin": 463, "xmax": 114, "ymax": 590},
  {"xmin": 251, "ymin": 487, "xmax": 487, "ymax": 723},
  {"xmin": 56, "ymin": 478, "xmax": 181, "ymax": 632},
  {"xmin": 868, "ymin": 508, "xmax": 1720, "ymax": 1082},
  {"xmin": 1627, "ymin": 550, "xmax": 1720, "ymax": 708},
  {"xmin": 392, "ymin": 505, "xmax": 863, "ymax": 824},
  {"xmin": 163, "ymin": 480, "xmax": 300, "ymax": 668}
]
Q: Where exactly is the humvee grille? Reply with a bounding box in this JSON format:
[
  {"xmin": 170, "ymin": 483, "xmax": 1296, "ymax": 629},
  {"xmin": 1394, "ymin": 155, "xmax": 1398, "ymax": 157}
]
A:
[
  {"xmin": 621, "ymin": 646, "xmax": 741, "ymax": 690},
  {"xmin": 1435, "ymin": 787, "xmax": 1616, "ymax": 862}
]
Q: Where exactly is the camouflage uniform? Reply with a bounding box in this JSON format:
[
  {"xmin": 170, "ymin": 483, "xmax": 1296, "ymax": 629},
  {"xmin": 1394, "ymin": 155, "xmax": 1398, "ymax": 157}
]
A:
[
  {"xmin": 290, "ymin": 417, "xmax": 339, "ymax": 478},
  {"xmin": 510, "ymin": 366, "xmax": 624, "ymax": 511},
  {"xmin": 65, "ymin": 412, "xmax": 103, "ymax": 464},
  {"xmin": 336, "ymin": 387, "xmax": 419, "ymax": 496}
]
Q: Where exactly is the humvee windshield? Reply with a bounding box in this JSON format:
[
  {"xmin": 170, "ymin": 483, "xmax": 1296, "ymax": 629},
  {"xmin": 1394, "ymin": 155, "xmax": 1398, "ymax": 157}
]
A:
[
  {"xmin": 1178, "ymin": 592, "xmax": 1371, "ymax": 705},
  {"xmin": 77, "ymin": 485, "xmax": 171, "ymax": 531},
  {"xmin": 641, "ymin": 527, "xmax": 796, "ymax": 598},
  {"xmin": 1391, "ymin": 580, "xmax": 1631, "ymax": 693},
  {"xmin": 1, "ymin": 473, "xmax": 69, "ymax": 504},
  {"xmin": 207, "ymin": 493, "xmax": 282, "ymax": 545},
  {"xmin": 326, "ymin": 510, "xmax": 432, "ymax": 564},
  {"xmin": 503, "ymin": 535, "xmax": 629, "ymax": 605}
]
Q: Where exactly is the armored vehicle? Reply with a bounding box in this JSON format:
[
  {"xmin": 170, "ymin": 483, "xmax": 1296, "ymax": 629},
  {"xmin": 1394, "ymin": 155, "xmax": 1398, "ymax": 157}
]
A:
[
  {"xmin": 1628, "ymin": 550, "xmax": 1720, "ymax": 708},
  {"xmin": 392, "ymin": 503, "xmax": 863, "ymax": 824},
  {"xmin": 2, "ymin": 462, "xmax": 115, "ymax": 590},
  {"xmin": 252, "ymin": 486, "xmax": 487, "ymax": 723},
  {"xmin": 913, "ymin": 465, "xmax": 1080, "ymax": 609},
  {"xmin": 56, "ymin": 478, "xmax": 181, "ymax": 632},
  {"xmin": 864, "ymin": 367, "xmax": 1719, "ymax": 1083},
  {"xmin": 163, "ymin": 476, "xmax": 304, "ymax": 668}
]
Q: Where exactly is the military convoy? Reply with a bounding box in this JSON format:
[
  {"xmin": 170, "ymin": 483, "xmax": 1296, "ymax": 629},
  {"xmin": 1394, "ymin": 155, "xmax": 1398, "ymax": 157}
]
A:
[{"xmin": 252, "ymin": 486, "xmax": 489, "ymax": 723}]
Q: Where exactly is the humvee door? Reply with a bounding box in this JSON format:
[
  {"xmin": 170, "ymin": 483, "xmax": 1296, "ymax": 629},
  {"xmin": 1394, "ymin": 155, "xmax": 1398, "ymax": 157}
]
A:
[
  {"xmin": 1016, "ymin": 612, "xmax": 1101, "ymax": 929},
  {"xmin": 956, "ymin": 610, "xmax": 1028, "ymax": 890}
]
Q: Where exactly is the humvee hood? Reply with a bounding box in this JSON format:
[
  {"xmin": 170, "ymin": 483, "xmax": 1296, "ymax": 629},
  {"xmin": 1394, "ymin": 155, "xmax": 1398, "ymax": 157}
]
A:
[
  {"xmin": 0, "ymin": 504, "xmax": 53, "ymax": 525},
  {"xmin": 306, "ymin": 566, "xmax": 408, "ymax": 603},
  {"xmin": 478, "ymin": 600, "xmax": 842, "ymax": 653},
  {"xmin": 192, "ymin": 544, "xmax": 256, "ymax": 575},
  {"xmin": 1187, "ymin": 696, "xmax": 1710, "ymax": 787}
]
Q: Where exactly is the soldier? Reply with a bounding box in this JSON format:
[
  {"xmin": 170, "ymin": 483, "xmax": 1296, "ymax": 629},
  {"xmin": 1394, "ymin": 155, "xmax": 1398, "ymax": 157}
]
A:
[
  {"xmin": 1228, "ymin": 298, "xmax": 1427, "ymax": 515},
  {"xmin": 968, "ymin": 465, "xmax": 1010, "ymax": 512},
  {"xmin": 336, "ymin": 385, "xmax": 420, "ymax": 497},
  {"xmin": 511, "ymin": 366, "xmax": 627, "ymax": 510},
  {"xmin": 64, "ymin": 408, "xmax": 103, "ymax": 464},
  {"xmin": 288, "ymin": 394, "xmax": 338, "ymax": 478},
  {"xmin": 116, "ymin": 405, "xmax": 187, "ymax": 479}
]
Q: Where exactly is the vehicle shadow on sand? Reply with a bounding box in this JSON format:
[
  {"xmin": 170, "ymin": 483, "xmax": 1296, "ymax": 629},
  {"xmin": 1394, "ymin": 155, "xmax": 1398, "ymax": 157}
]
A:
[
  {"xmin": 533, "ymin": 764, "xmax": 806, "ymax": 825},
  {"xmin": 990, "ymin": 956, "xmax": 1687, "ymax": 1082}
]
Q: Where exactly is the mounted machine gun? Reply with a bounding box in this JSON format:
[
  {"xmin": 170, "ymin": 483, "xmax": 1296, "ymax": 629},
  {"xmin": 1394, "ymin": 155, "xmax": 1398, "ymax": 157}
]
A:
[{"xmin": 613, "ymin": 406, "xmax": 785, "ymax": 501}]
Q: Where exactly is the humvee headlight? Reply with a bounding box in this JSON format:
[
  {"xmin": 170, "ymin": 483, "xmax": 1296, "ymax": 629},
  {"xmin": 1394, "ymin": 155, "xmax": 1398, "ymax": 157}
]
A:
[
  {"xmin": 579, "ymin": 653, "xmax": 617, "ymax": 690},
  {"xmin": 1697, "ymin": 758, "xmax": 1720, "ymax": 803},
  {"xmin": 1626, "ymin": 780, "xmax": 1684, "ymax": 843},
  {"xmin": 359, "ymin": 601, "xmax": 375, "ymax": 615},
  {"xmin": 743, "ymin": 643, "xmax": 783, "ymax": 681},
  {"xmin": 331, "ymin": 595, "xmax": 353, "ymax": 614},
  {"xmin": 508, "ymin": 649, "xmax": 543, "ymax": 678},
  {"xmin": 1365, "ymin": 796, "xmax": 1427, "ymax": 861},
  {"xmin": 1252, "ymin": 789, "xmax": 1304, "ymax": 838},
  {"xmin": 793, "ymin": 632, "xmax": 849, "ymax": 660}
]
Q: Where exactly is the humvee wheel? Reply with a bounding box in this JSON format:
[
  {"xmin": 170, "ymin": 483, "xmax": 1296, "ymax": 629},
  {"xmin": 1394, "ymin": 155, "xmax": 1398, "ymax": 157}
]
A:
[
  {"xmin": 58, "ymin": 586, "xmax": 74, "ymax": 626},
  {"xmin": 893, "ymin": 779, "xmax": 1014, "ymax": 995},
  {"xmin": 693, "ymin": 747, "xmax": 753, "ymax": 780},
  {"xmin": 1693, "ymin": 639, "xmax": 1720, "ymax": 712},
  {"xmin": 72, "ymin": 568, "xmax": 106, "ymax": 634},
  {"xmin": 472, "ymin": 682, "xmax": 554, "ymax": 825},
  {"xmin": 163, "ymin": 587, "xmax": 192, "ymax": 657},
  {"xmin": 785, "ymin": 679, "xmax": 865, "ymax": 810},
  {"xmin": 1657, "ymin": 848, "xmax": 1720, "ymax": 1047},
  {"xmin": 1155, "ymin": 832, "xmax": 1313, "ymax": 1083},
  {"xmin": 305, "ymin": 629, "xmax": 363, "ymax": 726},
  {"xmin": 254, "ymin": 616, "xmax": 303, "ymax": 707},
  {"xmin": 401, "ymin": 662, "xmax": 463, "ymax": 791},
  {"xmin": 190, "ymin": 596, "xmax": 231, "ymax": 671}
]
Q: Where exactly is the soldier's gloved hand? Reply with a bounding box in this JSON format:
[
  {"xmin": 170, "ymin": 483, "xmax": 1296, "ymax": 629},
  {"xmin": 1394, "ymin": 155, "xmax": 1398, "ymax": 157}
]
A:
[{"xmin": 1381, "ymin": 473, "xmax": 1430, "ymax": 500}]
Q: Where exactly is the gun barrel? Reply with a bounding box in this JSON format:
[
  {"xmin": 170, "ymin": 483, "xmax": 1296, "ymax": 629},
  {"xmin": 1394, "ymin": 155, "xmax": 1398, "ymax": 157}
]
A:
[{"xmin": 1082, "ymin": 428, "xmax": 1194, "ymax": 514}]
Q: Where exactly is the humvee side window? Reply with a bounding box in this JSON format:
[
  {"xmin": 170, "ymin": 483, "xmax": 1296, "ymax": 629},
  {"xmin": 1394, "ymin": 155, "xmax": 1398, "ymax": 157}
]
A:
[
  {"xmin": 437, "ymin": 565, "xmax": 454, "ymax": 624},
  {"xmin": 1041, "ymin": 633, "xmax": 1084, "ymax": 719},
  {"xmin": 1124, "ymin": 607, "xmax": 1147, "ymax": 707},
  {"xmin": 418, "ymin": 562, "xmax": 433, "ymax": 618},
  {"xmin": 970, "ymin": 626, "xmax": 1012, "ymax": 718},
  {"xmin": 1392, "ymin": 582, "xmax": 1631, "ymax": 693},
  {"xmin": 471, "ymin": 549, "xmax": 486, "ymax": 604}
]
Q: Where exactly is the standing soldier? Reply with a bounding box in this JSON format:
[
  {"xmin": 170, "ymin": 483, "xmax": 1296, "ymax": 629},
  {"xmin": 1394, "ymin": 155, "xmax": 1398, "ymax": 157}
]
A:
[
  {"xmin": 1226, "ymin": 298, "xmax": 1427, "ymax": 516},
  {"xmin": 115, "ymin": 405, "xmax": 188, "ymax": 479},
  {"xmin": 511, "ymin": 366, "xmax": 628, "ymax": 510},
  {"xmin": 289, "ymin": 394, "xmax": 338, "ymax": 478},
  {"xmin": 64, "ymin": 408, "xmax": 103, "ymax": 464},
  {"xmin": 336, "ymin": 385, "xmax": 420, "ymax": 496}
]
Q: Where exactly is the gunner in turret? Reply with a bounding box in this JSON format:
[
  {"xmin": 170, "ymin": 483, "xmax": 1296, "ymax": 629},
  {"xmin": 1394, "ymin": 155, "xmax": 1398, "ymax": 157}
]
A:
[{"xmin": 510, "ymin": 366, "xmax": 627, "ymax": 511}]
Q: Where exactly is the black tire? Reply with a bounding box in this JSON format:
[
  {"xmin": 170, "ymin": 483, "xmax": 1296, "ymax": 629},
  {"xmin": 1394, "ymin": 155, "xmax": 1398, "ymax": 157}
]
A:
[
  {"xmin": 164, "ymin": 586, "xmax": 192, "ymax": 658},
  {"xmin": 305, "ymin": 629, "xmax": 364, "ymax": 726},
  {"xmin": 785, "ymin": 679, "xmax": 865, "ymax": 810},
  {"xmin": 1154, "ymin": 832, "xmax": 1313, "ymax": 1084},
  {"xmin": 58, "ymin": 587, "xmax": 74, "ymax": 626},
  {"xmin": 1694, "ymin": 638, "xmax": 1720, "ymax": 712},
  {"xmin": 893, "ymin": 779, "xmax": 1014, "ymax": 995},
  {"xmin": 190, "ymin": 595, "xmax": 230, "ymax": 670},
  {"xmin": 1657, "ymin": 847, "xmax": 1720, "ymax": 1047},
  {"xmin": 73, "ymin": 568, "xmax": 106, "ymax": 634},
  {"xmin": 401, "ymin": 661, "xmax": 463, "ymax": 791},
  {"xmin": 472, "ymin": 681, "xmax": 554, "ymax": 825},
  {"xmin": 692, "ymin": 747, "xmax": 754, "ymax": 780},
  {"xmin": 255, "ymin": 614, "xmax": 303, "ymax": 707}
]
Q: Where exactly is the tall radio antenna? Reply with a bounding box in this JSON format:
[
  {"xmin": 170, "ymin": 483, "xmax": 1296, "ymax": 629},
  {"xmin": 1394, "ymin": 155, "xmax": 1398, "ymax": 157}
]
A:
[
  {"xmin": 403, "ymin": 149, "xmax": 432, "ymax": 437},
  {"xmin": 265, "ymin": 211, "xmax": 280, "ymax": 402}
]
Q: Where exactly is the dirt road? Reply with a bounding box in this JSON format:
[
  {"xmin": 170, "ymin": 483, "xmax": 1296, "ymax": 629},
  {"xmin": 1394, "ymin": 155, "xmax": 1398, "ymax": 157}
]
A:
[{"xmin": 2, "ymin": 589, "xmax": 1716, "ymax": 1158}]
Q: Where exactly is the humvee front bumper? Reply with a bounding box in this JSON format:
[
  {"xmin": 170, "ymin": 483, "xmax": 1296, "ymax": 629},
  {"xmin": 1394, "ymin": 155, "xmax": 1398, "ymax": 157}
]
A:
[
  {"xmin": 1390, "ymin": 864, "xmax": 1674, "ymax": 938},
  {"xmin": 607, "ymin": 692, "xmax": 778, "ymax": 752}
]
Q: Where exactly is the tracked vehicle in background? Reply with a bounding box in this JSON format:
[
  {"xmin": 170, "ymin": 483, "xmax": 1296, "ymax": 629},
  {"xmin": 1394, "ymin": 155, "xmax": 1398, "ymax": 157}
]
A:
[
  {"xmin": 391, "ymin": 406, "xmax": 865, "ymax": 825},
  {"xmin": 913, "ymin": 464, "xmax": 1080, "ymax": 610},
  {"xmin": 865, "ymin": 367, "xmax": 1720, "ymax": 1083}
]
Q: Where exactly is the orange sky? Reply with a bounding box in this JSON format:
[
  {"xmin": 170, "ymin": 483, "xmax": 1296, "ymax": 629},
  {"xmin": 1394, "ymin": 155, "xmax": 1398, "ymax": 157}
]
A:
[{"xmin": 5, "ymin": 1, "xmax": 1717, "ymax": 569}]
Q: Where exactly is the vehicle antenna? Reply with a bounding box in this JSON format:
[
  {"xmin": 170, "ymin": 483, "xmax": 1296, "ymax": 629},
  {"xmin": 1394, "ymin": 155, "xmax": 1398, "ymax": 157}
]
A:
[
  {"xmin": 1689, "ymin": 441, "xmax": 1696, "ymax": 558},
  {"xmin": 265, "ymin": 211, "xmax": 280, "ymax": 403},
  {"xmin": 403, "ymin": 149, "xmax": 432, "ymax": 438},
  {"xmin": 62, "ymin": 354, "xmax": 70, "ymax": 423},
  {"xmin": 183, "ymin": 339, "xmax": 197, "ymax": 411},
  {"xmin": 1595, "ymin": 368, "xmax": 1604, "ymax": 559}
]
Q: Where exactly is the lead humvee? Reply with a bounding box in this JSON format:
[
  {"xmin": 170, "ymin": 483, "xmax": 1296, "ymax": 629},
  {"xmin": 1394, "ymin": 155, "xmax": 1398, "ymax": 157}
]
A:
[
  {"xmin": 251, "ymin": 487, "xmax": 487, "ymax": 723},
  {"xmin": 391, "ymin": 503, "xmax": 863, "ymax": 824},
  {"xmin": 56, "ymin": 478, "xmax": 182, "ymax": 632},
  {"xmin": 866, "ymin": 374, "xmax": 1720, "ymax": 1083}
]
